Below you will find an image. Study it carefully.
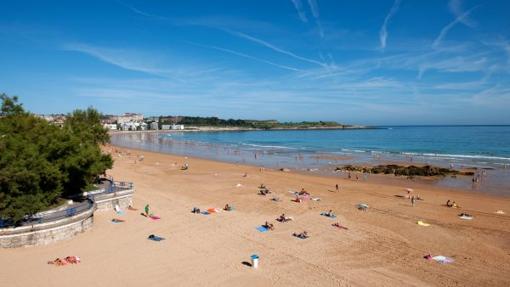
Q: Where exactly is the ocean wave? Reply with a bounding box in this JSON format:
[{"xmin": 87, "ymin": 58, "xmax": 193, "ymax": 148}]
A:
[
  {"xmin": 339, "ymin": 149, "xmax": 510, "ymax": 162},
  {"xmin": 340, "ymin": 148, "xmax": 367, "ymax": 153},
  {"xmin": 242, "ymin": 143, "xmax": 294, "ymax": 150}
]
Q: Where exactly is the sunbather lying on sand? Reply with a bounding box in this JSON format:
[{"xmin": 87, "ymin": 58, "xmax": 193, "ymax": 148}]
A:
[
  {"xmin": 293, "ymin": 231, "xmax": 309, "ymax": 239},
  {"xmin": 446, "ymin": 200, "xmax": 460, "ymax": 208},
  {"xmin": 277, "ymin": 213, "xmax": 292, "ymax": 222},
  {"xmin": 48, "ymin": 256, "xmax": 80, "ymax": 266},
  {"xmin": 298, "ymin": 188, "xmax": 310, "ymax": 196},
  {"xmin": 332, "ymin": 223, "xmax": 348, "ymax": 230},
  {"xmin": 65, "ymin": 256, "xmax": 80, "ymax": 264},
  {"xmin": 262, "ymin": 221, "xmax": 274, "ymax": 230},
  {"xmin": 48, "ymin": 258, "xmax": 67, "ymax": 266},
  {"xmin": 323, "ymin": 210, "xmax": 336, "ymax": 217}
]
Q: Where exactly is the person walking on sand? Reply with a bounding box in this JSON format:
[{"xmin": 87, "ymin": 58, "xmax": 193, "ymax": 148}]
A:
[
  {"xmin": 335, "ymin": 184, "xmax": 339, "ymax": 192},
  {"xmin": 411, "ymin": 196, "xmax": 416, "ymax": 207}
]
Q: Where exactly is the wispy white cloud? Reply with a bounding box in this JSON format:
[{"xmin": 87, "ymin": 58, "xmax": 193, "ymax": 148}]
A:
[
  {"xmin": 116, "ymin": 0, "xmax": 168, "ymax": 20},
  {"xmin": 307, "ymin": 0, "xmax": 319, "ymax": 18},
  {"xmin": 62, "ymin": 43, "xmax": 225, "ymax": 82},
  {"xmin": 224, "ymin": 29, "xmax": 327, "ymax": 67},
  {"xmin": 62, "ymin": 43, "xmax": 169, "ymax": 77},
  {"xmin": 432, "ymin": 3, "xmax": 479, "ymax": 48},
  {"xmin": 290, "ymin": 0, "xmax": 308, "ymax": 23},
  {"xmin": 307, "ymin": 0, "xmax": 324, "ymax": 38},
  {"xmin": 379, "ymin": 0, "xmax": 402, "ymax": 49},
  {"xmin": 449, "ymin": 0, "xmax": 476, "ymax": 28},
  {"xmin": 191, "ymin": 43, "xmax": 301, "ymax": 72}
]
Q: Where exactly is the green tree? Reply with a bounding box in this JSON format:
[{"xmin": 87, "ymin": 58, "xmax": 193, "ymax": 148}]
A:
[{"xmin": 0, "ymin": 96, "xmax": 113, "ymax": 224}]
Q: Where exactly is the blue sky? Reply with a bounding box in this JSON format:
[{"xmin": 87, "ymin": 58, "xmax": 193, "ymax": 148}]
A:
[{"xmin": 1, "ymin": 0, "xmax": 509, "ymax": 125}]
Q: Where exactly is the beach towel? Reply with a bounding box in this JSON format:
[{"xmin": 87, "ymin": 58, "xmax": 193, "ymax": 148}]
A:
[
  {"xmin": 128, "ymin": 206, "xmax": 138, "ymax": 211},
  {"xmin": 312, "ymin": 197, "xmax": 321, "ymax": 201},
  {"xmin": 459, "ymin": 214, "xmax": 473, "ymax": 220},
  {"xmin": 320, "ymin": 212, "xmax": 337, "ymax": 219},
  {"xmin": 207, "ymin": 208, "xmax": 220, "ymax": 213},
  {"xmin": 417, "ymin": 221, "xmax": 430, "ymax": 227},
  {"xmin": 495, "ymin": 210, "xmax": 505, "ymax": 214},
  {"xmin": 432, "ymin": 256, "xmax": 454, "ymax": 264},
  {"xmin": 149, "ymin": 215, "xmax": 161, "ymax": 220},
  {"xmin": 256, "ymin": 226, "xmax": 268, "ymax": 232},
  {"xmin": 147, "ymin": 234, "xmax": 165, "ymax": 242},
  {"xmin": 200, "ymin": 211, "xmax": 210, "ymax": 215},
  {"xmin": 111, "ymin": 218, "xmax": 125, "ymax": 223}
]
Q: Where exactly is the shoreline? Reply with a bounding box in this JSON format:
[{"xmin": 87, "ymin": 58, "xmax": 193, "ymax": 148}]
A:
[
  {"xmin": 111, "ymin": 142, "xmax": 509, "ymax": 199},
  {"xmin": 109, "ymin": 136, "xmax": 510, "ymax": 198},
  {"xmin": 108, "ymin": 125, "xmax": 374, "ymax": 135}
]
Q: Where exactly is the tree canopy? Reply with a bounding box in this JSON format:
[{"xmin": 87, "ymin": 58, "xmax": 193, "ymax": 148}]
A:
[{"xmin": 0, "ymin": 94, "xmax": 112, "ymax": 224}]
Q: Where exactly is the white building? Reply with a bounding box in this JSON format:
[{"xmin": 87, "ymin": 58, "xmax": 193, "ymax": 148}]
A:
[
  {"xmin": 103, "ymin": 124, "xmax": 118, "ymax": 130},
  {"xmin": 120, "ymin": 122, "xmax": 139, "ymax": 131},
  {"xmin": 161, "ymin": 124, "xmax": 184, "ymax": 130},
  {"xmin": 149, "ymin": 122, "xmax": 159, "ymax": 130},
  {"xmin": 116, "ymin": 113, "xmax": 144, "ymax": 124}
]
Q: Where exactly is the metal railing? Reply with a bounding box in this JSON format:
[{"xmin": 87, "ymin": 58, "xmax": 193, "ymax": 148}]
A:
[
  {"xmin": 0, "ymin": 199, "xmax": 94, "ymax": 228},
  {"xmin": 0, "ymin": 181, "xmax": 133, "ymax": 229}
]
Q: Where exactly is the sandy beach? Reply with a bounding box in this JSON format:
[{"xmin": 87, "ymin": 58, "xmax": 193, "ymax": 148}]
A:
[{"xmin": 1, "ymin": 145, "xmax": 509, "ymax": 287}]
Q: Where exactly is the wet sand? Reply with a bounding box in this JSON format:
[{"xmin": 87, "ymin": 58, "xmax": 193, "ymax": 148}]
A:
[{"xmin": 1, "ymin": 145, "xmax": 509, "ymax": 287}]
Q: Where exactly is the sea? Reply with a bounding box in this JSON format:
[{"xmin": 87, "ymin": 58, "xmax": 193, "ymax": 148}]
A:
[{"xmin": 110, "ymin": 126, "xmax": 510, "ymax": 196}]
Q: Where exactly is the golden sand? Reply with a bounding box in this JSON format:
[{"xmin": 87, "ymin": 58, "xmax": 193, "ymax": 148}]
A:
[{"xmin": 1, "ymin": 145, "xmax": 509, "ymax": 286}]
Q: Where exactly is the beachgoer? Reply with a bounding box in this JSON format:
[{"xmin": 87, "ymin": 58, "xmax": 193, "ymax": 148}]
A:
[
  {"xmin": 293, "ymin": 231, "xmax": 309, "ymax": 239},
  {"xmin": 191, "ymin": 207, "xmax": 201, "ymax": 214},
  {"xmin": 263, "ymin": 221, "xmax": 274, "ymax": 230},
  {"xmin": 411, "ymin": 196, "xmax": 416, "ymax": 207},
  {"xmin": 65, "ymin": 256, "xmax": 80, "ymax": 264},
  {"xmin": 446, "ymin": 200, "xmax": 451, "ymax": 207},
  {"xmin": 224, "ymin": 204, "xmax": 232, "ymax": 211},
  {"xmin": 335, "ymin": 184, "xmax": 339, "ymax": 192}
]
